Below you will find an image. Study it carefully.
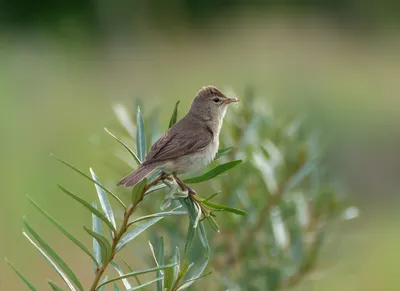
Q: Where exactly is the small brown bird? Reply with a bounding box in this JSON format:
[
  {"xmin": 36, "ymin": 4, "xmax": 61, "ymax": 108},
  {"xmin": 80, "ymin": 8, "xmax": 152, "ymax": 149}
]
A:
[{"xmin": 117, "ymin": 85, "xmax": 239, "ymax": 193}]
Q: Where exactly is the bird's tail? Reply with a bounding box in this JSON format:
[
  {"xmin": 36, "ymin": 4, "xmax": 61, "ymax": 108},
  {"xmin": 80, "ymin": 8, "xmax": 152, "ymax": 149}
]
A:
[{"xmin": 117, "ymin": 163, "xmax": 158, "ymax": 187}]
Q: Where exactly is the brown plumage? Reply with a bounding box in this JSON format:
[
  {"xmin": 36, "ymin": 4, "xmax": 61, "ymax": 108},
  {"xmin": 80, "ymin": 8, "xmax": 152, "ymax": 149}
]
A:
[{"xmin": 117, "ymin": 85, "xmax": 239, "ymax": 187}]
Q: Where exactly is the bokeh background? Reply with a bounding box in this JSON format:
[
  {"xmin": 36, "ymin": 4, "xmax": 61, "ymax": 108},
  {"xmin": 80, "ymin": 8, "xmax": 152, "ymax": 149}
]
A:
[{"xmin": 1, "ymin": 0, "xmax": 400, "ymax": 290}]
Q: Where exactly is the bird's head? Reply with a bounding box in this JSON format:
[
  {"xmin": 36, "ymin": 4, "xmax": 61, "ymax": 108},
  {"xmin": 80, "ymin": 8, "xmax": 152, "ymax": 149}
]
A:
[{"xmin": 189, "ymin": 85, "xmax": 239, "ymax": 121}]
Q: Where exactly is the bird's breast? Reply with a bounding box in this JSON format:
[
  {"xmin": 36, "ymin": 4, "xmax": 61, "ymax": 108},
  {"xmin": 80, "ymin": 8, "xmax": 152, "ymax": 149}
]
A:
[{"xmin": 162, "ymin": 139, "xmax": 218, "ymax": 175}]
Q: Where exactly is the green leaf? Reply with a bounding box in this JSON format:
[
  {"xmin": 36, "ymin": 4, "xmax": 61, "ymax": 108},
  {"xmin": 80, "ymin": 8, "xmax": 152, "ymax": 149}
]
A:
[
  {"xmin": 92, "ymin": 202, "xmax": 102, "ymax": 268},
  {"xmin": 48, "ymin": 280, "xmax": 65, "ymax": 291},
  {"xmin": 214, "ymin": 147, "xmax": 233, "ymax": 160},
  {"xmin": 26, "ymin": 195, "xmax": 98, "ymax": 266},
  {"xmin": 164, "ymin": 266, "xmax": 174, "ymax": 291},
  {"xmin": 5, "ymin": 258, "xmax": 38, "ymax": 291},
  {"xmin": 128, "ymin": 206, "xmax": 186, "ymax": 226},
  {"xmin": 207, "ymin": 216, "xmax": 220, "ymax": 233},
  {"xmin": 116, "ymin": 217, "xmax": 163, "ymax": 252},
  {"xmin": 22, "ymin": 231, "xmax": 76, "ymax": 291},
  {"xmin": 84, "ymin": 226, "xmax": 112, "ymax": 265},
  {"xmin": 104, "ymin": 127, "xmax": 141, "ymax": 165},
  {"xmin": 145, "ymin": 183, "xmax": 167, "ymax": 195},
  {"xmin": 97, "ymin": 264, "xmax": 176, "ymax": 289},
  {"xmin": 58, "ymin": 184, "xmax": 117, "ymax": 233},
  {"xmin": 176, "ymin": 258, "xmax": 210, "ymax": 290},
  {"xmin": 201, "ymin": 199, "xmax": 247, "ymax": 216},
  {"xmin": 136, "ymin": 106, "xmax": 147, "ymax": 162},
  {"xmin": 168, "ymin": 101, "xmax": 180, "ymax": 128},
  {"xmin": 23, "ymin": 218, "xmax": 84, "ymax": 291},
  {"xmin": 113, "ymin": 282, "xmax": 121, "ymax": 291},
  {"xmin": 90, "ymin": 168, "xmax": 117, "ymax": 235},
  {"xmin": 203, "ymin": 192, "xmax": 221, "ymax": 203},
  {"xmin": 119, "ymin": 257, "xmax": 145, "ymax": 289},
  {"xmin": 157, "ymin": 237, "xmax": 164, "ymax": 291},
  {"xmin": 198, "ymin": 222, "xmax": 209, "ymax": 254},
  {"xmin": 184, "ymin": 160, "xmax": 242, "ymax": 184},
  {"xmin": 98, "ymin": 276, "xmax": 108, "ymax": 291},
  {"xmin": 172, "ymin": 247, "xmax": 180, "ymax": 284},
  {"xmin": 177, "ymin": 271, "xmax": 212, "ymax": 290},
  {"xmin": 111, "ymin": 261, "xmax": 132, "ymax": 290},
  {"xmin": 132, "ymin": 178, "xmax": 147, "ymax": 204},
  {"xmin": 180, "ymin": 199, "xmax": 196, "ymax": 253},
  {"xmin": 51, "ymin": 154, "xmax": 126, "ymax": 209},
  {"xmin": 172, "ymin": 262, "xmax": 190, "ymax": 290},
  {"xmin": 283, "ymin": 159, "xmax": 316, "ymax": 194},
  {"xmin": 125, "ymin": 277, "xmax": 164, "ymax": 291}
]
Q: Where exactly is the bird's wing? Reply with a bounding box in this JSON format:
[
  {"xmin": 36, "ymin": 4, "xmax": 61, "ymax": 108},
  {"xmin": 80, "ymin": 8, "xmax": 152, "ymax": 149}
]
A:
[{"xmin": 143, "ymin": 121, "xmax": 213, "ymax": 164}]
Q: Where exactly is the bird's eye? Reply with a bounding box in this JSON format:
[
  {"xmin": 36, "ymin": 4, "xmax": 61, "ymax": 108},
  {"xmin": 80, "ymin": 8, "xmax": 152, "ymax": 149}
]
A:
[{"xmin": 213, "ymin": 97, "xmax": 220, "ymax": 103}]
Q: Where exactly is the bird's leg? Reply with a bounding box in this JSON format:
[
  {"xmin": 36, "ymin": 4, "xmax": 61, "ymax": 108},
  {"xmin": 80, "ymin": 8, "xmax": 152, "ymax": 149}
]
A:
[
  {"xmin": 172, "ymin": 173, "xmax": 197, "ymax": 195},
  {"xmin": 159, "ymin": 171, "xmax": 169, "ymax": 180}
]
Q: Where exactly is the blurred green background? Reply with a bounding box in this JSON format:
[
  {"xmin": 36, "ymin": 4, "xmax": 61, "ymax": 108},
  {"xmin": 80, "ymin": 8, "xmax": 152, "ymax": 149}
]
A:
[{"xmin": 1, "ymin": 0, "xmax": 400, "ymax": 290}]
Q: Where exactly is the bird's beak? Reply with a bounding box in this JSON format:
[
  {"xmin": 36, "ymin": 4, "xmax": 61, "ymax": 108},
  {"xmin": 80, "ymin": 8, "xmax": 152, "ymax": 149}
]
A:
[{"xmin": 224, "ymin": 97, "xmax": 240, "ymax": 104}]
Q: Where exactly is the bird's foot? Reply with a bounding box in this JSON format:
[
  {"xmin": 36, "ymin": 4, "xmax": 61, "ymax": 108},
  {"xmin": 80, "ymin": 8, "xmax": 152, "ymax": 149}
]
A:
[
  {"xmin": 172, "ymin": 173, "xmax": 196, "ymax": 196},
  {"xmin": 187, "ymin": 186, "xmax": 197, "ymax": 196}
]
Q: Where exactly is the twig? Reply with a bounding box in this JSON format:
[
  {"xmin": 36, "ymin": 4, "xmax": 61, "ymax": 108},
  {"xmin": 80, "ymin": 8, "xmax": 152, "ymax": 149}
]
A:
[{"xmin": 88, "ymin": 174, "xmax": 166, "ymax": 291}]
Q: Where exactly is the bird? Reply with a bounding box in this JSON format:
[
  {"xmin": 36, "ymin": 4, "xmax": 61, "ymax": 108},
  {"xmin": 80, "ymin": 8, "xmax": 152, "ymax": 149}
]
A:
[{"xmin": 117, "ymin": 85, "xmax": 239, "ymax": 194}]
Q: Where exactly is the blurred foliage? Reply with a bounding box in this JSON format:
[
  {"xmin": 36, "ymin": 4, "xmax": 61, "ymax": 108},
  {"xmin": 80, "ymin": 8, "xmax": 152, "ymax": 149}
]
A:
[
  {"xmin": 1, "ymin": 0, "xmax": 400, "ymax": 31},
  {"xmin": 6, "ymin": 101, "xmax": 247, "ymax": 290},
  {"xmin": 100, "ymin": 87, "xmax": 348, "ymax": 290}
]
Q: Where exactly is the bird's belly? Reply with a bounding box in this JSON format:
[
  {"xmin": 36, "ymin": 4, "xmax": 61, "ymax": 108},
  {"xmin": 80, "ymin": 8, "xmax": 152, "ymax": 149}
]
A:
[{"xmin": 162, "ymin": 141, "xmax": 218, "ymax": 174}]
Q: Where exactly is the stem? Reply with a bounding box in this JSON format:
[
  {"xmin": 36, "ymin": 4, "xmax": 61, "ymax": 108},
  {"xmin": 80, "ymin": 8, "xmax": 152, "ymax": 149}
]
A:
[{"xmin": 88, "ymin": 175, "xmax": 165, "ymax": 291}]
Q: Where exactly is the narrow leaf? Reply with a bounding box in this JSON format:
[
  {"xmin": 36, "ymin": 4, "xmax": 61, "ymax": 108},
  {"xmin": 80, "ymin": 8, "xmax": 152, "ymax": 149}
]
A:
[
  {"xmin": 97, "ymin": 264, "xmax": 176, "ymax": 288},
  {"xmin": 111, "ymin": 261, "xmax": 132, "ymax": 290},
  {"xmin": 157, "ymin": 237, "xmax": 165, "ymax": 291},
  {"xmin": 112, "ymin": 103, "xmax": 136, "ymax": 137},
  {"xmin": 176, "ymin": 271, "xmax": 212, "ymax": 290},
  {"xmin": 23, "ymin": 218, "xmax": 83, "ymax": 291},
  {"xmin": 116, "ymin": 217, "xmax": 163, "ymax": 252},
  {"xmin": 27, "ymin": 195, "xmax": 98, "ymax": 265},
  {"xmin": 180, "ymin": 199, "xmax": 197, "ymax": 253},
  {"xmin": 48, "ymin": 280, "xmax": 65, "ymax": 291},
  {"xmin": 164, "ymin": 266, "xmax": 174, "ymax": 291},
  {"xmin": 201, "ymin": 200, "xmax": 247, "ymax": 216},
  {"xmin": 172, "ymin": 247, "xmax": 180, "ymax": 284},
  {"xmin": 98, "ymin": 276, "xmax": 108, "ymax": 291},
  {"xmin": 22, "ymin": 231, "xmax": 76, "ymax": 291},
  {"xmin": 84, "ymin": 226, "xmax": 112, "ymax": 265},
  {"xmin": 113, "ymin": 282, "xmax": 120, "ymax": 291},
  {"xmin": 90, "ymin": 168, "xmax": 117, "ymax": 232},
  {"xmin": 104, "ymin": 128, "xmax": 141, "ymax": 165},
  {"xmin": 168, "ymin": 101, "xmax": 180, "ymax": 128},
  {"xmin": 172, "ymin": 262, "xmax": 190, "ymax": 290},
  {"xmin": 51, "ymin": 154, "xmax": 126, "ymax": 209},
  {"xmin": 283, "ymin": 159, "xmax": 316, "ymax": 194},
  {"xmin": 145, "ymin": 183, "xmax": 167, "ymax": 195},
  {"xmin": 136, "ymin": 106, "xmax": 147, "ymax": 162},
  {"xmin": 125, "ymin": 277, "xmax": 164, "ymax": 291},
  {"xmin": 92, "ymin": 202, "xmax": 102, "ymax": 268},
  {"xmin": 184, "ymin": 222, "xmax": 195, "ymax": 253},
  {"xmin": 128, "ymin": 207, "xmax": 186, "ymax": 226},
  {"xmin": 198, "ymin": 221, "xmax": 210, "ymax": 254},
  {"xmin": 184, "ymin": 160, "xmax": 242, "ymax": 184},
  {"xmin": 116, "ymin": 217, "xmax": 164, "ymax": 252},
  {"xmin": 58, "ymin": 184, "xmax": 117, "ymax": 233},
  {"xmin": 119, "ymin": 257, "xmax": 144, "ymax": 289},
  {"xmin": 214, "ymin": 147, "xmax": 233, "ymax": 160},
  {"xmin": 203, "ymin": 192, "xmax": 221, "ymax": 203},
  {"xmin": 5, "ymin": 258, "xmax": 38, "ymax": 291},
  {"xmin": 207, "ymin": 216, "xmax": 220, "ymax": 233},
  {"xmin": 176, "ymin": 258, "xmax": 209, "ymax": 290},
  {"xmin": 132, "ymin": 178, "xmax": 147, "ymax": 204}
]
